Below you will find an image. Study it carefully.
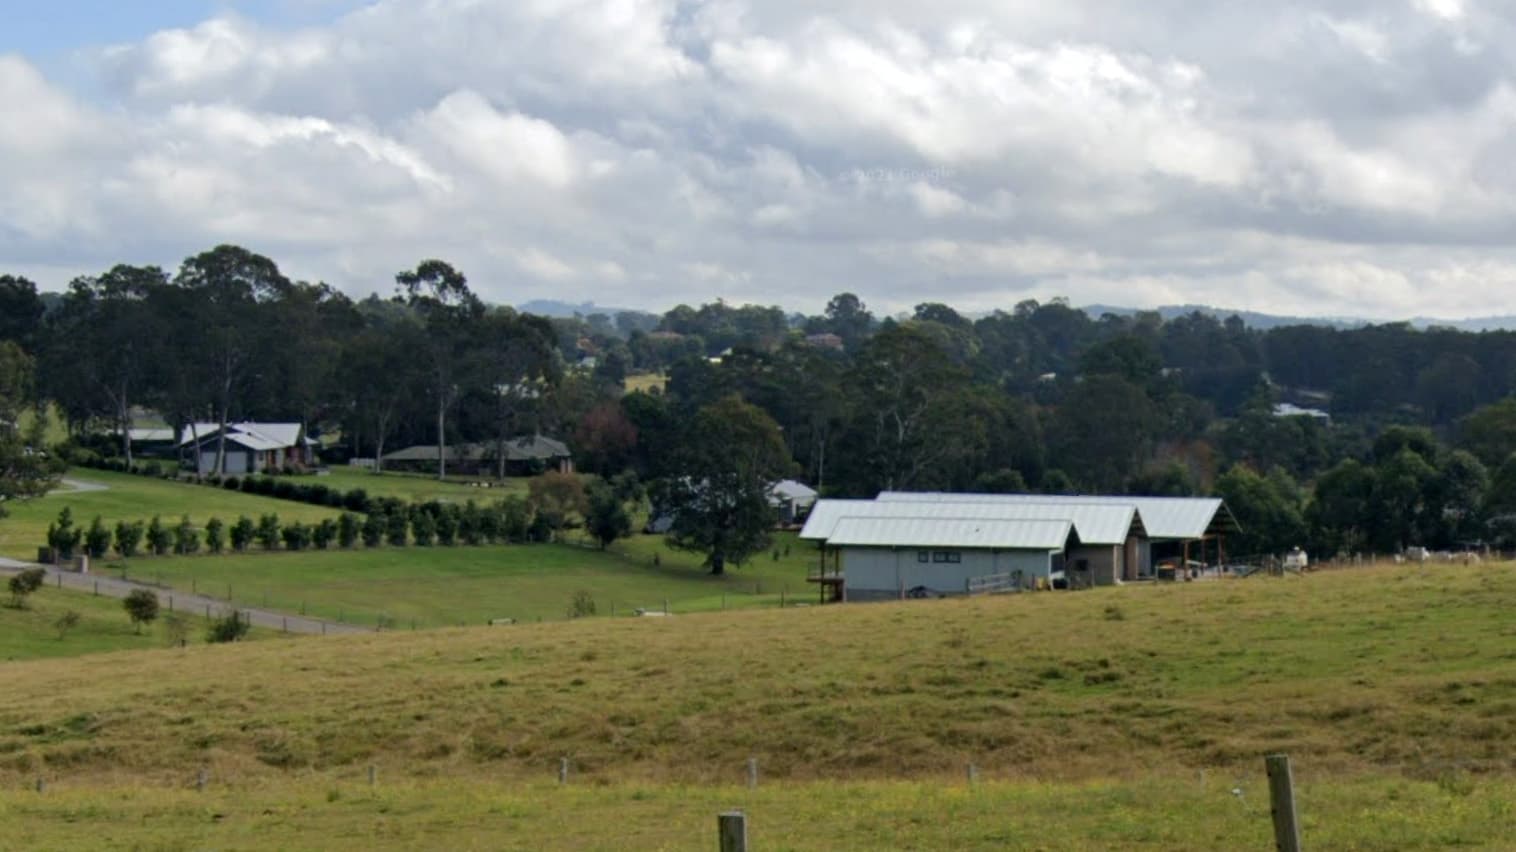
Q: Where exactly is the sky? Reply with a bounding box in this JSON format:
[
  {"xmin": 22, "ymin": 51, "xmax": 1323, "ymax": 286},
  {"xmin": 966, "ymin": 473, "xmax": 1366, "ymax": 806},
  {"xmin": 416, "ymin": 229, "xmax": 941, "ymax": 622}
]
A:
[{"xmin": 2, "ymin": 0, "xmax": 1514, "ymax": 319}]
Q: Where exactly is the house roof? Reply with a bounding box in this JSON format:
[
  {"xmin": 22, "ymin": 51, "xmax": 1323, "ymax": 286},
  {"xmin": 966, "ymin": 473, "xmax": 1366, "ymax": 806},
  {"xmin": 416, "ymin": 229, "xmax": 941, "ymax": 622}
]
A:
[
  {"xmin": 179, "ymin": 423, "xmax": 312, "ymax": 450},
  {"xmin": 769, "ymin": 479, "xmax": 819, "ymax": 504},
  {"xmin": 126, "ymin": 428, "xmax": 176, "ymax": 443},
  {"xmin": 381, "ymin": 436, "xmax": 571, "ymax": 463},
  {"xmin": 826, "ymin": 516, "xmax": 1074, "ymax": 551},
  {"xmin": 875, "ymin": 492, "xmax": 1237, "ymax": 540},
  {"xmin": 800, "ymin": 498, "xmax": 1141, "ymax": 546}
]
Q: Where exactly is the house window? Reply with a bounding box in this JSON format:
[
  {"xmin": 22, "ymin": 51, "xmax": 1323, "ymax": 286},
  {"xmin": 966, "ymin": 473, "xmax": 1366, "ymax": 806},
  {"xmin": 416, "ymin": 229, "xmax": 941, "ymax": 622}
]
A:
[
  {"xmin": 917, "ymin": 551, "xmax": 929, "ymax": 563},
  {"xmin": 931, "ymin": 551, "xmax": 962, "ymax": 564}
]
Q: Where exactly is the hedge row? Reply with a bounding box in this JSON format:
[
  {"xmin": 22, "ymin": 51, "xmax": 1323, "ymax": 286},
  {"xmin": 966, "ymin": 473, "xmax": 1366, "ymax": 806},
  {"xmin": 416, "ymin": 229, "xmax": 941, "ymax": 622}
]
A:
[
  {"xmin": 72, "ymin": 455, "xmax": 373, "ymax": 513},
  {"xmin": 39, "ymin": 498, "xmax": 550, "ymax": 562}
]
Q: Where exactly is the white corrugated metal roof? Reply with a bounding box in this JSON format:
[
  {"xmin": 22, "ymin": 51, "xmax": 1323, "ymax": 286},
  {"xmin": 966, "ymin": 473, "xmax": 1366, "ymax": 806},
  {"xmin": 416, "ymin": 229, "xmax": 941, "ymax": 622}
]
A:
[
  {"xmin": 876, "ymin": 492, "xmax": 1233, "ymax": 540},
  {"xmin": 827, "ymin": 516, "xmax": 1073, "ymax": 550},
  {"xmin": 800, "ymin": 498, "xmax": 1138, "ymax": 545}
]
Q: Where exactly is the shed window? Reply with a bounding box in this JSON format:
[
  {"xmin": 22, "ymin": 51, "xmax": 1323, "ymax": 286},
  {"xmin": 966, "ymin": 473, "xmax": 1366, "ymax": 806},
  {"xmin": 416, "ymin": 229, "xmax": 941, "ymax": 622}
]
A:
[
  {"xmin": 917, "ymin": 551, "xmax": 929, "ymax": 563},
  {"xmin": 931, "ymin": 551, "xmax": 962, "ymax": 564}
]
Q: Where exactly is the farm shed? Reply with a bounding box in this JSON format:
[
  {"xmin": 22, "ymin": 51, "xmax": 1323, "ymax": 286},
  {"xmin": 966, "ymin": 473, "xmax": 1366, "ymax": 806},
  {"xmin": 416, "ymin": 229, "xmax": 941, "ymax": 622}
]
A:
[
  {"xmin": 876, "ymin": 492, "xmax": 1239, "ymax": 577},
  {"xmin": 802, "ymin": 498, "xmax": 1149, "ymax": 588},
  {"xmin": 179, "ymin": 422, "xmax": 316, "ymax": 475},
  {"xmin": 824, "ymin": 516, "xmax": 1076, "ymax": 601}
]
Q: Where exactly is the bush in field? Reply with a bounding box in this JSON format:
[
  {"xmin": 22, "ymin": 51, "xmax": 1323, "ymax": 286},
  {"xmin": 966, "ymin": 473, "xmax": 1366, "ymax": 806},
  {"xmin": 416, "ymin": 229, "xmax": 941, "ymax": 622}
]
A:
[
  {"xmin": 46, "ymin": 507, "xmax": 83, "ymax": 561},
  {"xmin": 53, "ymin": 609, "xmax": 81, "ymax": 640},
  {"xmin": 205, "ymin": 517, "xmax": 225, "ymax": 554},
  {"xmin": 222, "ymin": 476, "xmax": 240, "ymax": 491},
  {"xmin": 312, "ymin": 518, "xmax": 337, "ymax": 550},
  {"xmin": 255, "ymin": 514, "xmax": 281, "ymax": 551},
  {"xmin": 85, "ymin": 516, "xmax": 112, "ymax": 559},
  {"xmin": 123, "ymin": 589, "xmax": 160, "ymax": 634},
  {"xmin": 343, "ymin": 488, "xmax": 370, "ymax": 513},
  {"xmin": 338, "ymin": 513, "xmax": 361, "ymax": 548},
  {"xmin": 362, "ymin": 512, "xmax": 385, "ymax": 548},
  {"xmin": 146, "ymin": 516, "xmax": 173, "ymax": 556},
  {"xmin": 230, "ymin": 516, "xmax": 255, "ymax": 552},
  {"xmin": 206, "ymin": 610, "xmax": 249, "ymax": 643},
  {"xmin": 458, "ymin": 501, "xmax": 484, "ymax": 545},
  {"xmin": 114, "ymin": 520, "xmax": 145, "ymax": 558},
  {"xmin": 281, "ymin": 522, "xmax": 311, "ymax": 551},
  {"xmin": 434, "ymin": 504, "xmax": 458, "ymax": 546},
  {"xmin": 7, "ymin": 568, "xmax": 46, "ymax": 608},
  {"xmin": 528, "ymin": 471, "xmax": 587, "ymax": 541},
  {"xmin": 173, "ymin": 515, "xmax": 200, "ymax": 555},
  {"xmin": 586, "ymin": 482, "xmax": 632, "ymax": 550},
  {"xmin": 385, "ymin": 511, "xmax": 409, "ymax": 547},
  {"xmin": 410, "ymin": 509, "xmax": 437, "ymax": 546},
  {"xmin": 568, "ymin": 590, "xmax": 597, "ymax": 619},
  {"xmin": 498, "ymin": 496, "xmax": 531, "ymax": 543},
  {"xmin": 162, "ymin": 612, "xmax": 189, "ymax": 647}
]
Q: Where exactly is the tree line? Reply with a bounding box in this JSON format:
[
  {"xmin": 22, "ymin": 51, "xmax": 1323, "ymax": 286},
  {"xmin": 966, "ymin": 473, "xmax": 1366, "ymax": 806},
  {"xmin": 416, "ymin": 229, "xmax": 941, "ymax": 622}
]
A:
[{"xmin": 11, "ymin": 249, "xmax": 1516, "ymax": 563}]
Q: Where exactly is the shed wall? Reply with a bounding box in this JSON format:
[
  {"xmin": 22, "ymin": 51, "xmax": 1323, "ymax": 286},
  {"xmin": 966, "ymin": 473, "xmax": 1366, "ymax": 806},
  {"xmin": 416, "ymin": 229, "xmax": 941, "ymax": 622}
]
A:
[{"xmin": 841, "ymin": 547, "xmax": 1054, "ymax": 599}]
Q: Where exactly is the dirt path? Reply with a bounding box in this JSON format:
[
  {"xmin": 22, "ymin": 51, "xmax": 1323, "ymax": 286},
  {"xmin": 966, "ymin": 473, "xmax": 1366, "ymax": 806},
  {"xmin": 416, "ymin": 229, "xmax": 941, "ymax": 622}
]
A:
[{"xmin": 0, "ymin": 561, "xmax": 369, "ymax": 636}]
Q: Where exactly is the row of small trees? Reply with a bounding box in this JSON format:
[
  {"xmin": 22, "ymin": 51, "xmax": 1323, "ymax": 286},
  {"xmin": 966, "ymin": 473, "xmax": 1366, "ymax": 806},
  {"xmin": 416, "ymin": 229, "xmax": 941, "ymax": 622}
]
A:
[
  {"xmin": 40, "ymin": 496, "xmax": 583, "ymax": 561},
  {"xmin": 8, "ymin": 568, "xmax": 248, "ymax": 643}
]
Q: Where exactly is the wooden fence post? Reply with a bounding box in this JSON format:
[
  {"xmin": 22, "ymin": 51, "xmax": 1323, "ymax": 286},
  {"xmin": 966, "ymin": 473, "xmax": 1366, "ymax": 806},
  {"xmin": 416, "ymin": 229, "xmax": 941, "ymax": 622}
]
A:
[
  {"xmin": 35, "ymin": 777, "xmax": 45, "ymax": 794},
  {"xmin": 197, "ymin": 768, "xmax": 207, "ymax": 792},
  {"xmin": 966, "ymin": 763, "xmax": 979, "ymax": 785},
  {"xmin": 718, "ymin": 811, "xmax": 748, "ymax": 852},
  {"xmin": 368, "ymin": 765, "xmax": 377, "ymax": 786},
  {"xmin": 1265, "ymin": 754, "xmax": 1302, "ymax": 852},
  {"xmin": 747, "ymin": 757, "xmax": 758, "ymax": 789},
  {"xmin": 559, "ymin": 757, "xmax": 570, "ymax": 784}
]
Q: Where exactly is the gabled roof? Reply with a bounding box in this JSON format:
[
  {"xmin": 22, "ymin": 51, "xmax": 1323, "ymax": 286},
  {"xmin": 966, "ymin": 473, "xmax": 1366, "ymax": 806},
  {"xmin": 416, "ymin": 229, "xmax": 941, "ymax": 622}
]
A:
[
  {"xmin": 827, "ymin": 516, "xmax": 1073, "ymax": 550},
  {"xmin": 876, "ymin": 492, "xmax": 1237, "ymax": 540},
  {"xmin": 800, "ymin": 498, "xmax": 1141, "ymax": 546},
  {"xmin": 381, "ymin": 437, "xmax": 571, "ymax": 463},
  {"xmin": 769, "ymin": 479, "xmax": 818, "ymax": 503},
  {"xmin": 179, "ymin": 422, "xmax": 311, "ymax": 450}
]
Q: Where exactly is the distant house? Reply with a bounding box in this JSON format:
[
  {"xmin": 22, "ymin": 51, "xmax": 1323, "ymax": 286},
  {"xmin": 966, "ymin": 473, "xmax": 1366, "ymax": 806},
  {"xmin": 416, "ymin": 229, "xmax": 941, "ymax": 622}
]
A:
[
  {"xmin": 381, "ymin": 436, "xmax": 572, "ymax": 477},
  {"xmin": 803, "ymin": 333, "xmax": 844, "ymax": 351},
  {"xmin": 123, "ymin": 427, "xmax": 179, "ymax": 458},
  {"xmin": 769, "ymin": 479, "xmax": 819, "ymax": 524},
  {"xmin": 179, "ymin": 423, "xmax": 317, "ymax": 475},
  {"xmin": 1273, "ymin": 402, "xmax": 1330, "ymax": 421}
]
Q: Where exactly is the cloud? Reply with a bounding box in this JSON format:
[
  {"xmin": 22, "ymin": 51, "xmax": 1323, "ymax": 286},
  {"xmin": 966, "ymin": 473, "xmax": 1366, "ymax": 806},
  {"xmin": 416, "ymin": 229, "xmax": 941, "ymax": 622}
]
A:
[{"xmin": 6, "ymin": 1, "xmax": 1516, "ymax": 320}]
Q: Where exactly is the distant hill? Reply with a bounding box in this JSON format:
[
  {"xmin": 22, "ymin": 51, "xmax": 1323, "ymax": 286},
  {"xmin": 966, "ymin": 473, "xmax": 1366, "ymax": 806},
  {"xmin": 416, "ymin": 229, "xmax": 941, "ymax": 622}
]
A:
[
  {"xmin": 1081, "ymin": 303, "xmax": 1516, "ymax": 332},
  {"xmin": 517, "ymin": 299, "xmax": 633, "ymax": 318}
]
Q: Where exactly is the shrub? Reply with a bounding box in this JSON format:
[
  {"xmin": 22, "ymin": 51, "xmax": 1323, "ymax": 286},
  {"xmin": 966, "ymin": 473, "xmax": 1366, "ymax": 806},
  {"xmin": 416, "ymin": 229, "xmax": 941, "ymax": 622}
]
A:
[
  {"xmin": 53, "ymin": 610, "xmax": 81, "ymax": 640},
  {"xmin": 385, "ymin": 511, "xmax": 409, "ymax": 547},
  {"xmin": 255, "ymin": 514, "xmax": 281, "ymax": 551},
  {"xmin": 323, "ymin": 488, "xmax": 345, "ymax": 508},
  {"xmin": 272, "ymin": 479, "xmax": 296, "ymax": 500},
  {"xmin": 459, "ymin": 501, "xmax": 484, "ymax": 546},
  {"xmin": 46, "ymin": 507, "xmax": 83, "ymax": 561},
  {"xmin": 114, "ymin": 520, "xmax": 145, "ymax": 558},
  {"xmin": 527, "ymin": 511, "xmax": 554, "ymax": 543},
  {"xmin": 85, "ymin": 516, "xmax": 112, "ymax": 559},
  {"xmin": 434, "ymin": 505, "xmax": 458, "ymax": 546},
  {"xmin": 206, "ymin": 610, "xmax": 249, "ymax": 643},
  {"xmin": 362, "ymin": 512, "xmax": 385, "ymax": 548},
  {"xmin": 222, "ymin": 476, "xmax": 240, "ymax": 491},
  {"xmin": 568, "ymin": 590, "xmax": 597, "ymax": 619},
  {"xmin": 281, "ymin": 522, "xmax": 311, "ymax": 551},
  {"xmin": 312, "ymin": 518, "xmax": 337, "ymax": 550},
  {"xmin": 586, "ymin": 483, "xmax": 631, "ymax": 550},
  {"xmin": 163, "ymin": 612, "xmax": 189, "ymax": 647},
  {"xmin": 240, "ymin": 476, "xmax": 258, "ymax": 494},
  {"xmin": 230, "ymin": 516, "xmax": 255, "ymax": 552},
  {"xmin": 123, "ymin": 589, "xmax": 160, "ymax": 634},
  {"xmin": 205, "ymin": 517, "xmax": 226, "ymax": 554},
  {"xmin": 173, "ymin": 515, "xmax": 200, "ymax": 555},
  {"xmin": 498, "ymin": 496, "xmax": 531, "ymax": 543},
  {"xmin": 7, "ymin": 568, "xmax": 46, "ymax": 608},
  {"xmin": 337, "ymin": 513, "xmax": 361, "ymax": 549},
  {"xmin": 411, "ymin": 509, "xmax": 437, "ymax": 546},
  {"xmin": 146, "ymin": 516, "xmax": 173, "ymax": 556},
  {"xmin": 343, "ymin": 488, "xmax": 370, "ymax": 513}
]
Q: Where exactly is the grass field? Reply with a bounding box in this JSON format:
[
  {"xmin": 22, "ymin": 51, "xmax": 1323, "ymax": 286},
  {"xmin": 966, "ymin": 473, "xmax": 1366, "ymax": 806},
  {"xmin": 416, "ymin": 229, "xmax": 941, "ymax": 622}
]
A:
[
  {"xmin": 3, "ymin": 775, "xmax": 1511, "ymax": 850},
  {"xmin": 2, "ymin": 562, "xmax": 1512, "ymax": 786},
  {"xmin": 624, "ymin": 372, "xmax": 667, "ymax": 394},
  {"xmin": 317, "ymin": 467, "xmax": 529, "ymax": 503},
  {"xmin": 0, "ymin": 469, "xmax": 342, "ymax": 560},
  {"xmin": 89, "ymin": 532, "xmax": 818, "ymax": 628},
  {"xmin": 0, "ymin": 585, "xmax": 279, "ymax": 662}
]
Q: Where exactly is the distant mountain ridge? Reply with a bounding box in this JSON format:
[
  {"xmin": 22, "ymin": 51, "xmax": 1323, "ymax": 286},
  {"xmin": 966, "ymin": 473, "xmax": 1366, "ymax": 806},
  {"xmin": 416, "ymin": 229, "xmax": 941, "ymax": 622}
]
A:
[{"xmin": 516, "ymin": 298, "xmax": 1516, "ymax": 332}]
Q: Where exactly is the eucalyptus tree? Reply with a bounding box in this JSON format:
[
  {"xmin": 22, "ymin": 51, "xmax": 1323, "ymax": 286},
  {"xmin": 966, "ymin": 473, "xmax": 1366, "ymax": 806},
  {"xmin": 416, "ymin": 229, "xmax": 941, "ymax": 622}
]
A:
[{"xmin": 395, "ymin": 260, "xmax": 484, "ymax": 479}]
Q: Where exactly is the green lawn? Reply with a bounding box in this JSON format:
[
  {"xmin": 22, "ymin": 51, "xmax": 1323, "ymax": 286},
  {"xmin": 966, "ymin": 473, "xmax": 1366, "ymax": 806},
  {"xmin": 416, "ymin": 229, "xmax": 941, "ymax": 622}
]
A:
[
  {"xmin": 90, "ymin": 532, "xmax": 820, "ymax": 629},
  {"xmin": 316, "ymin": 466, "xmax": 528, "ymax": 503},
  {"xmin": 0, "ymin": 585, "xmax": 280, "ymax": 662},
  {"xmin": 0, "ymin": 469, "xmax": 341, "ymax": 560}
]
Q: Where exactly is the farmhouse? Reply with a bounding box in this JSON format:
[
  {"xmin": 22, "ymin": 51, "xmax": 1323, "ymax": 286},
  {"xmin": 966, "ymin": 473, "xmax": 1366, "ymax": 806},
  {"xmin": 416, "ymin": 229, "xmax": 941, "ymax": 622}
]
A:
[
  {"xmin": 769, "ymin": 479, "xmax": 819, "ymax": 524},
  {"xmin": 381, "ymin": 435, "xmax": 573, "ymax": 477},
  {"xmin": 179, "ymin": 422, "xmax": 317, "ymax": 475},
  {"xmin": 800, "ymin": 492, "xmax": 1236, "ymax": 602}
]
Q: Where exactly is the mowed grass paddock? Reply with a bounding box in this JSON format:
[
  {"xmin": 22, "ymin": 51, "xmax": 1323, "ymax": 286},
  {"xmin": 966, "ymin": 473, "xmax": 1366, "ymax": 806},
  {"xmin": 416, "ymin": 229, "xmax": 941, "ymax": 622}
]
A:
[
  {"xmin": 92, "ymin": 533, "xmax": 818, "ymax": 628},
  {"xmin": 0, "ymin": 585, "xmax": 281, "ymax": 661},
  {"xmin": 0, "ymin": 469, "xmax": 340, "ymax": 560}
]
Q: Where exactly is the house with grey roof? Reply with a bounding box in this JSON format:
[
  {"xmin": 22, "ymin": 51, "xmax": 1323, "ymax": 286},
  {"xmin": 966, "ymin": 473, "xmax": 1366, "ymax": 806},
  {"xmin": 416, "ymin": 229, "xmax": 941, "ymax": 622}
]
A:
[
  {"xmin": 179, "ymin": 422, "xmax": 317, "ymax": 475},
  {"xmin": 381, "ymin": 435, "xmax": 572, "ymax": 477}
]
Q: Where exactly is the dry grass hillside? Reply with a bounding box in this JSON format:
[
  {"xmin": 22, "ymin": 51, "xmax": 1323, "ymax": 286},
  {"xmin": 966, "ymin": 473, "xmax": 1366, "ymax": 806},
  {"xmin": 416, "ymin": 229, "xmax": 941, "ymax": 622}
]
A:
[{"xmin": 2, "ymin": 562, "xmax": 1513, "ymax": 787}]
